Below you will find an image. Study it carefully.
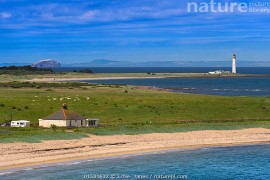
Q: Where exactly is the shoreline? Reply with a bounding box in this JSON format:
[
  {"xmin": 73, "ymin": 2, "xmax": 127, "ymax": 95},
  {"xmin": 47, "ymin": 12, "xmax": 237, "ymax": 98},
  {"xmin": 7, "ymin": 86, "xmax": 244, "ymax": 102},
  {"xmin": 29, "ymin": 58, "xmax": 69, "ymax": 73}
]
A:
[
  {"xmin": 27, "ymin": 73, "xmax": 268, "ymax": 82},
  {"xmin": 1, "ymin": 141, "xmax": 270, "ymax": 174},
  {"xmin": 29, "ymin": 76, "xmax": 166, "ymax": 82},
  {"xmin": 1, "ymin": 128, "xmax": 270, "ymax": 171}
]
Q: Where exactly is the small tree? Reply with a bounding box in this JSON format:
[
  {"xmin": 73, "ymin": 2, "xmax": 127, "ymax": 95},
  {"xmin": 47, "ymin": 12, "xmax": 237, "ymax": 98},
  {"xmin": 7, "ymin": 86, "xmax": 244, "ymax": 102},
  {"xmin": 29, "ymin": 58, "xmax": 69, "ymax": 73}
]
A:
[{"xmin": 50, "ymin": 124, "xmax": 58, "ymax": 131}]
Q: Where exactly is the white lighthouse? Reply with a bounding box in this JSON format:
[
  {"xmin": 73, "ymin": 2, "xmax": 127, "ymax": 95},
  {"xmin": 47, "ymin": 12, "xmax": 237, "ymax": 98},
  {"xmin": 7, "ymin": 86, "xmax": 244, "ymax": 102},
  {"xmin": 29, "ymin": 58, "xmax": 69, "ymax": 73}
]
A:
[{"xmin": 232, "ymin": 54, "xmax": 236, "ymax": 73}]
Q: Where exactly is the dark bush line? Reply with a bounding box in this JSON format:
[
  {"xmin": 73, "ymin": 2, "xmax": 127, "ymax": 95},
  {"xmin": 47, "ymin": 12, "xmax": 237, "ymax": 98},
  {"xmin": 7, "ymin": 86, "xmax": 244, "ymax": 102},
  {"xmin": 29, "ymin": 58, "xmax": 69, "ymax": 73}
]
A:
[
  {"xmin": 73, "ymin": 69, "xmax": 94, "ymax": 74},
  {"xmin": 0, "ymin": 65, "xmax": 54, "ymax": 75},
  {"xmin": 0, "ymin": 81, "xmax": 94, "ymax": 88}
]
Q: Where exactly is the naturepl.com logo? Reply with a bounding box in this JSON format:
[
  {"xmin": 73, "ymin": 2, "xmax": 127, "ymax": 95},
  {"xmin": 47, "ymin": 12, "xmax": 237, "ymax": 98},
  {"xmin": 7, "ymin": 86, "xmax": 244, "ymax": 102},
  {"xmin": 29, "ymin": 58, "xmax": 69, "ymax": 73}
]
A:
[{"xmin": 187, "ymin": 0, "xmax": 270, "ymax": 13}]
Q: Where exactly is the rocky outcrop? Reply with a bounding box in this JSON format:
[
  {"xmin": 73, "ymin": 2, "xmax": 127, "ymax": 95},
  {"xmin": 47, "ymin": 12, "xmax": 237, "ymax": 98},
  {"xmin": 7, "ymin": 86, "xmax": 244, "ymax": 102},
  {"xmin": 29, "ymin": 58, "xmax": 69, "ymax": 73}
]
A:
[{"xmin": 31, "ymin": 59, "xmax": 61, "ymax": 68}]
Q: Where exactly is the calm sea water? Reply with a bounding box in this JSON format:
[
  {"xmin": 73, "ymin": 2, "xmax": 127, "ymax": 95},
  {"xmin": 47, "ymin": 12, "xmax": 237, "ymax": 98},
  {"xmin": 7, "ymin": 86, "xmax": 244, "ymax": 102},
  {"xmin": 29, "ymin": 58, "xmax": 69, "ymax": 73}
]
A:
[
  {"xmin": 1, "ymin": 144, "xmax": 270, "ymax": 180},
  {"xmin": 56, "ymin": 67, "xmax": 270, "ymax": 74},
  {"xmin": 82, "ymin": 77, "xmax": 270, "ymax": 96}
]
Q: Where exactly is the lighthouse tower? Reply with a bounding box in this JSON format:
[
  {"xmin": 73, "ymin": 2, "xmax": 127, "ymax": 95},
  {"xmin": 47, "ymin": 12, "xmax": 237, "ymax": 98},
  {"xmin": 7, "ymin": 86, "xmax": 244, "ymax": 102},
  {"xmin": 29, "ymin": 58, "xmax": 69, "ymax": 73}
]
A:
[{"xmin": 232, "ymin": 54, "xmax": 236, "ymax": 73}]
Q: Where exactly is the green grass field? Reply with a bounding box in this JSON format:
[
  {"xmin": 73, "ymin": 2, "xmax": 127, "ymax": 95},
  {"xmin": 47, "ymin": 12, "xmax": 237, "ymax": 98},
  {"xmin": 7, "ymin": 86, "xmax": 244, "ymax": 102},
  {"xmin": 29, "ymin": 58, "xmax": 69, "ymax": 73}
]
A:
[
  {"xmin": 0, "ymin": 84, "xmax": 270, "ymax": 143},
  {"xmin": 0, "ymin": 127, "xmax": 87, "ymax": 143}
]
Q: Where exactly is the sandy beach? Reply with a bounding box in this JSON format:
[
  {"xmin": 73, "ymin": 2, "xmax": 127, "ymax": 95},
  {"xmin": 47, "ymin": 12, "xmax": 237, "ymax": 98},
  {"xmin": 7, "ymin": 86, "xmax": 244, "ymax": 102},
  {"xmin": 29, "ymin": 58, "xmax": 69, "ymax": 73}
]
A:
[
  {"xmin": 29, "ymin": 76, "xmax": 166, "ymax": 82},
  {"xmin": 1, "ymin": 128, "xmax": 270, "ymax": 171},
  {"xmin": 28, "ymin": 73, "xmax": 259, "ymax": 82}
]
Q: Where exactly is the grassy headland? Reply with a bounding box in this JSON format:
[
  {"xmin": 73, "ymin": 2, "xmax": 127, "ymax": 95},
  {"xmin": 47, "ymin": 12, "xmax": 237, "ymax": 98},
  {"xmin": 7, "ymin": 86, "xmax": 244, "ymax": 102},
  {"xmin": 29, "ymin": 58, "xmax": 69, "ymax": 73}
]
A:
[
  {"xmin": 0, "ymin": 72, "xmax": 262, "ymax": 83},
  {"xmin": 0, "ymin": 66, "xmax": 269, "ymax": 143},
  {"xmin": 0, "ymin": 82, "xmax": 270, "ymax": 143}
]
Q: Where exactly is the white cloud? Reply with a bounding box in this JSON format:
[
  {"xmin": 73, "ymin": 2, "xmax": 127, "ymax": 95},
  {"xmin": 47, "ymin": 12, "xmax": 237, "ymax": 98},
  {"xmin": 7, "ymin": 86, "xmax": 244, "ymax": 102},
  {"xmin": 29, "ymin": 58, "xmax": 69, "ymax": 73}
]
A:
[
  {"xmin": 0, "ymin": 12, "xmax": 12, "ymax": 19},
  {"xmin": 80, "ymin": 10, "xmax": 98, "ymax": 20}
]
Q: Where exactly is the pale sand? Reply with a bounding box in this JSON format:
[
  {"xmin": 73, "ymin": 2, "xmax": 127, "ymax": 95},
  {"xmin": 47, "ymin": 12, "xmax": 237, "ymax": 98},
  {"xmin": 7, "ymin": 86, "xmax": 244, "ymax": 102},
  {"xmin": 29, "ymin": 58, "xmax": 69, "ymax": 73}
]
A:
[
  {"xmin": 1, "ymin": 128, "xmax": 270, "ymax": 170},
  {"xmin": 27, "ymin": 73, "xmax": 258, "ymax": 82},
  {"xmin": 29, "ymin": 76, "xmax": 165, "ymax": 82}
]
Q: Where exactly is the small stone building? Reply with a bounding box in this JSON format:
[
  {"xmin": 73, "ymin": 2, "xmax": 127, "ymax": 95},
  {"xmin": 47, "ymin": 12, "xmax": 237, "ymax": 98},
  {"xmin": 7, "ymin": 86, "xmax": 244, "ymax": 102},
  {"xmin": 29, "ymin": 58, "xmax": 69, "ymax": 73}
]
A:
[{"xmin": 39, "ymin": 104, "xmax": 99, "ymax": 128}]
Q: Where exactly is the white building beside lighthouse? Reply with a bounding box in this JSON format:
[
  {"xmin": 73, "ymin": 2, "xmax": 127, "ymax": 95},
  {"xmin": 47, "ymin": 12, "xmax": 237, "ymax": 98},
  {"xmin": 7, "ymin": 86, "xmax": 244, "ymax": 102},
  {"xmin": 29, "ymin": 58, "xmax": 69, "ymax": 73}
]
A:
[{"xmin": 232, "ymin": 54, "xmax": 236, "ymax": 73}]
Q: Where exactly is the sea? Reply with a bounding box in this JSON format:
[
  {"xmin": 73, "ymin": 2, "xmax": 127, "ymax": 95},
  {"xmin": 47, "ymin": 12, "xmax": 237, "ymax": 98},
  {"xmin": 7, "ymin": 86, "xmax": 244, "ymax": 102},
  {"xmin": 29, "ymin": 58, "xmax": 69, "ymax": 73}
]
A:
[
  {"xmin": 60, "ymin": 67, "xmax": 269, "ymax": 96},
  {"xmin": 81, "ymin": 77, "xmax": 270, "ymax": 96},
  {"xmin": 55, "ymin": 67, "xmax": 270, "ymax": 74},
  {"xmin": 56, "ymin": 67, "xmax": 270, "ymax": 96},
  {"xmin": 1, "ymin": 144, "xmax": 270, "ymax": 180}
]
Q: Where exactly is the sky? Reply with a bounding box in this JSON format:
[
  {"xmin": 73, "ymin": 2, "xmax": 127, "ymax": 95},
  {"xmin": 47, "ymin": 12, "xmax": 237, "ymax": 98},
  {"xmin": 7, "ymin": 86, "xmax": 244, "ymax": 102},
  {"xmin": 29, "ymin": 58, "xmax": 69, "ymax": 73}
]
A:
[{"xmin": 0, "ymin": 0, "xmax": 270, "ymax": 64}]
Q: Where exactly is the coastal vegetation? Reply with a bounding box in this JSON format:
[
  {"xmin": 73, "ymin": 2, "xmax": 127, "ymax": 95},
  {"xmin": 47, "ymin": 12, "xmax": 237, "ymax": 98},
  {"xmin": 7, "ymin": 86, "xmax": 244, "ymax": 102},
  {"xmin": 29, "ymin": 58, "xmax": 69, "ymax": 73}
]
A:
[
  {"xmin": 0, "ymin": 66, "xmax": 95, "ymax": 82},
  {"xmin": 0, "ymin": 83, "xmax": 270, "ymax": 143},
  {"xmin": 73, "ymin": 69, "xmax": 94, "ymax": 73},
  {"xmin": 0, "ymin": 127, "xmax": 87, "ymax": 143},
  {"xmin": 0, "ymin": 81, "xmax": 96, "ymax": 88},
  {"xmin": 0, "ymin": 65, "xmax": 54, "ymax": 75}
]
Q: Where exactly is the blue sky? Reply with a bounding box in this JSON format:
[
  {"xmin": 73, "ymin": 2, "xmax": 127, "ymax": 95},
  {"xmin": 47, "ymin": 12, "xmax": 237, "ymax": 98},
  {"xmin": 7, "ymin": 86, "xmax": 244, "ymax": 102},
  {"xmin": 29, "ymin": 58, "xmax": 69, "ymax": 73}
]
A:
[{"xmin": 0, "ymin": 0, "xmax": 270, "ymax": 64}]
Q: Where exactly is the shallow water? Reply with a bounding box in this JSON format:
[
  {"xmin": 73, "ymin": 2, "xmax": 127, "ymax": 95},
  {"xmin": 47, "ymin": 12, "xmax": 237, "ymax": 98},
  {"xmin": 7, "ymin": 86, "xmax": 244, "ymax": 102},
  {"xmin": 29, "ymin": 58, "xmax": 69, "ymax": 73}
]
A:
[
  {"xmin": 82, "ymin": 77, "xmax": 270, "ymax": 96},
  {"xmin": 1, "ymin": 144, "xmax": 270, "ymax": 180}
]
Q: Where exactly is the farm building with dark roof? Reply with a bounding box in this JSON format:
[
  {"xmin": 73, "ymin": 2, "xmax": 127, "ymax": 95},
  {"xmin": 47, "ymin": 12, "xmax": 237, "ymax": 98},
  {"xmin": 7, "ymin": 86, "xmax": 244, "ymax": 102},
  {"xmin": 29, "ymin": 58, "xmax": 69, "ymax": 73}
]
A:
[{"xmin": 39, "ymin": 104, "xmax": 99, "ymax": 128}]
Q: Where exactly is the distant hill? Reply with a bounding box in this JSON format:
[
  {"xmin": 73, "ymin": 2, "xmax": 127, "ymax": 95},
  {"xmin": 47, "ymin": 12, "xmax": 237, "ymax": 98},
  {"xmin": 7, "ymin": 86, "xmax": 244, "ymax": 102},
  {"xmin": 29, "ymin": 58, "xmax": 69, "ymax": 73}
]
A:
[
  {"xmin": 63, "ymin": 60, "xmax": 270, "ymax": 67},
  {"xmin": 63, "ymin": 59, "xmax": 120, "ymax": 67}
]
